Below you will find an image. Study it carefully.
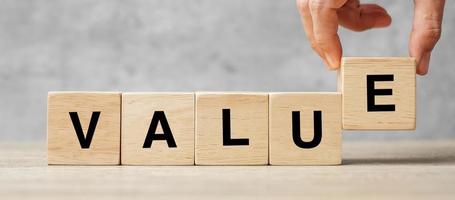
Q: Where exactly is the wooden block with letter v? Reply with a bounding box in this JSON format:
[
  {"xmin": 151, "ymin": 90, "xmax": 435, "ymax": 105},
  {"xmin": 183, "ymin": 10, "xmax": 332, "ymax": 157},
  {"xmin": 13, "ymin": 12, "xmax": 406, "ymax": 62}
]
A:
[
  {"xmin": 121, "ymin": 93, "xmax": 194, "ymax": 165},
  {"xmin": 47, "ymin": 92, "xmax": 121, "ymax": 165},
  {"xmin": 339, "ymin": 57, "xmax": 416, "ymax": 130},
  {"xmin": 195, "ymin": 93, "xmax": 268, "ymax": 165},
  {"xmin": 269, "ymin": 92, "xmax": 342, "ymax": 165}
]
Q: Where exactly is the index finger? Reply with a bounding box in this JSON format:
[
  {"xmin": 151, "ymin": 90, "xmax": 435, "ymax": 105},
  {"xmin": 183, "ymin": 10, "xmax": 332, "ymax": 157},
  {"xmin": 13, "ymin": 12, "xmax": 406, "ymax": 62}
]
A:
[
  {"xmin": 296, "ymin": 0, "xmax": 326, "ymax": 62},
  {"xmin": 309, "ymin": 0, "xmax": 347, "ymax": 69}
]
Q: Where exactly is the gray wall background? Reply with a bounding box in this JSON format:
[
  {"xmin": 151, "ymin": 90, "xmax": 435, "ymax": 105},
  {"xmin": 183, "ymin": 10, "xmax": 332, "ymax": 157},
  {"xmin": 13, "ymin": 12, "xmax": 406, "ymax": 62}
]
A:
[{"xmin": 0, "ymin": 0, "xmax": 453, "ymax": 142}]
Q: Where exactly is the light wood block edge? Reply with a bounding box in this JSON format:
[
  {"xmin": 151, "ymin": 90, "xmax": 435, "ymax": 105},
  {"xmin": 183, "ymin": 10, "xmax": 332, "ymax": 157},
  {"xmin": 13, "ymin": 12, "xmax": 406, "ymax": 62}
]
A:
[{"xmin": 339, "ymin": 57, "xmax": 416, "ymax": 131}]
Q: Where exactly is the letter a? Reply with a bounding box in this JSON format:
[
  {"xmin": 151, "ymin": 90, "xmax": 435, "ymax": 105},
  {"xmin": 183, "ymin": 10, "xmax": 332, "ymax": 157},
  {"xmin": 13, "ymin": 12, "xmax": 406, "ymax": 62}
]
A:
[{"xmin": 143, "ymin": 111, "xmax": 177, "ymax": 148}]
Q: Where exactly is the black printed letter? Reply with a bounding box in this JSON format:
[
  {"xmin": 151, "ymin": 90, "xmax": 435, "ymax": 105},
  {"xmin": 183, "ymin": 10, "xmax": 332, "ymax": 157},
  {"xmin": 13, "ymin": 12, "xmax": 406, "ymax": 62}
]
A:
[
  {"xmin": 143, "ymin": 111, "xmax": 177, "ymax": 148},
  {"xmin": 367, "ymin": 74, "xmax": 395, "ymax": 112},
  {"xmin": 222, "ymin": 109, "xmax": 249, "ymax": 146},
  {"xmin": 292, "ymin": 111, "xmax": 322, "ymax": 149},
  {"xmin": 69, "ymin": 111, "xmax": 100, "ymax": 149}
]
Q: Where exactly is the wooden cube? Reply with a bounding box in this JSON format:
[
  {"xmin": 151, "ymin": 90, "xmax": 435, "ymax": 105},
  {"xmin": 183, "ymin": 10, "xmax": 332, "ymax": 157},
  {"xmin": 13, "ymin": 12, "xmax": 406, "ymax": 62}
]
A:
[
  {"xmin": 195, "ymin": 93, "xmax": 268, "ymax": 165},
  {"xmin": 121, "ymin": 93, "xmax": 194, "ymax": 165},
  {"xmin": 339, "ymin": 57, "xmax": 416, "ymax": 130},
  {"xmin": 269, "ymin": 92, "xmax": 342, "ymax": 165},
  {"xmin": 47, "ymin": 92, "xmax": 121, "ymax": 165}
]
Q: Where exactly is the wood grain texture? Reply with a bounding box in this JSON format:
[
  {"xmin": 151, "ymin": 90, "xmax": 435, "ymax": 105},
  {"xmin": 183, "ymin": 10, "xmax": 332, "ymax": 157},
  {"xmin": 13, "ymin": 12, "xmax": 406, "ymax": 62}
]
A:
[
  {"xmin": 121, "ymin": 93, "xmax": 194, "ymax": 165},
  {"xmin": 269, "ymin": 93, "xmax": 342, "ymax": 165},
  {"xmin": 4, "ymin": 140, "xmax": 455, "ymax": 200},
  {"xmin": 195, "ymin": 92, "xmax": 268, "ymax": 165},
  {"xmin": 339, "ymin": 57, "xmax": 416, "ymax": 130},
  {"xmin": 47, "ymin": 92, "xmax": 121, "ymax": 165}
]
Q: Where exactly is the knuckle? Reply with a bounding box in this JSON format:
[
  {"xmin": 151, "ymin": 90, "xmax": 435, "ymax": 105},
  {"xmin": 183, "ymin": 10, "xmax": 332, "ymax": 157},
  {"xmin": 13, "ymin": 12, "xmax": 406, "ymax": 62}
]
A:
[
  {"xmin": 417, "ymin": 13, "xmax": 443, "ymax": 42},
  {"xmin": 422, "ymin": 12, "xmax": 443, "ymax": 23},
  {"xmin": 309, "ymin": 0, "xmax": 345, "ymax": 11},
  {"xmin": 415, "ymin": 28, "xmax": 442, "ymax": 44},
  {"xmin": 314, "ymin": 35, "xmax": 335, "ymax": 48},
  {"xmin": 314, "ymin": 37, "xmax": 326, "ymax": 46},
  {"xmin": 296, "ymin": 0, "xmax": 309, "ymax": 11},
  {"xmin": 310, "ymin": 41, "xmax": 319, "ymax": 50},
  {"xmin": 426, "ymin": 28, "xmax": 442, "ymax": 41},
  {"xmin": 309, "ymin": 0, "xmax": 325, "ymax": 12}
]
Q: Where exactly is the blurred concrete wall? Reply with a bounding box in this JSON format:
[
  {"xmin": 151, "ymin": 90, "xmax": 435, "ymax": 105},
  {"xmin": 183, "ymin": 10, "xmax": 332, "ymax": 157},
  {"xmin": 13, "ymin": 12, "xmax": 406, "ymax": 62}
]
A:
[{"xmin": 0, "ymin": 0, "xmax": 454, "ymax": 141}]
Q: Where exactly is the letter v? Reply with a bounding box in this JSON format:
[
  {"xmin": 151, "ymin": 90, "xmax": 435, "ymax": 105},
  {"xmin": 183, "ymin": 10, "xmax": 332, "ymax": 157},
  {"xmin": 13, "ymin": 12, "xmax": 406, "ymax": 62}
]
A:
[{"xmin": 69, "ymin": 111, "xmax": 101, "ymax": 149}]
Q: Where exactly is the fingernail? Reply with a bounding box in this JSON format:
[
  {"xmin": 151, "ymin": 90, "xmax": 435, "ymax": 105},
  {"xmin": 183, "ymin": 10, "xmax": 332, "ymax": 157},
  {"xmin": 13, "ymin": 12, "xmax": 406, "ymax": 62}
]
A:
[
  {"xmin": 325, "ymin": 53, "xmax": 339, "ymax": 70},
  {"xmin": 417, "ymin": 52, "xmax": 431, "ymax": 75},
  {"xmin": 322, "ymin": 58, "xmax": 330, "ymax": 67}
]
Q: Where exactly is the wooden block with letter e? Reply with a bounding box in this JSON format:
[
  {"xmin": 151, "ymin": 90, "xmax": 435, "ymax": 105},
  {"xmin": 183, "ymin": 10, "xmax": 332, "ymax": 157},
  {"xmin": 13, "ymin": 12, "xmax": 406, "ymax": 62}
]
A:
[
  {"xmin": 269, "ymin": 92, "xmax": 342, "ymax": 165},
  {"xmin": 339, "ymin": 57, "xmax": 416, "ymax": 130},
  {"xmin": 195, "ymin": 93, "xmax": 268, "ymax": 165},
  {"xmin": 47, "ymin": 92, "xmax": 121, "ymax": 165},
  {"xmin": 121, "ymin": 93, "xmax": 194, "ymax": 165}
]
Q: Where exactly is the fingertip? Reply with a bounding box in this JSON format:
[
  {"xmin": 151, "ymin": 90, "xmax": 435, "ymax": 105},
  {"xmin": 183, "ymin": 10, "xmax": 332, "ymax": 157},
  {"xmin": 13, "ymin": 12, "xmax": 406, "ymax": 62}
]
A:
[
  {"xmin": 321, "ymin": 58, "xmax": 330, "ymax": 68},
  {"xmin": 327, "ymin": 62, "xmax": 340, "ymax": 70},
  {"xmin": 416, "ymin": 68, "xmax": 428, "ymax": 76},
  {"xmin": 379, "ymin": 13, "xmax": 392, "ymax": 27},
  {"xmin": 372, "ymin": 10, "xmax": 392, "ymax": 28},
  {"xmin": 327, "ymin": 65, "xmax": 340, "ymax": 71},
  {"xmin": 416, "ymin": 53, "xmax": 430, "ymax": 76},
  {"xmin": 325, "ymin": 54, "xmax": 341, "ymax": 70},
  {"xmin": 320, "ymin": 57, "xmax": 338, "ymax": 70},
  {"xmin": 416, "ymin": 62, "xmax": 429, "ymax": 75}
]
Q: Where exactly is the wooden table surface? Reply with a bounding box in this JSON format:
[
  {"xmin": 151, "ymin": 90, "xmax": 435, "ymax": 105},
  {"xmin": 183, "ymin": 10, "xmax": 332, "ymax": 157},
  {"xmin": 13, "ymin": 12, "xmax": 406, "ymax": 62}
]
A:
[{"xmin": 1, "ymin": 140, "xmax": 454, "ymax": 199}]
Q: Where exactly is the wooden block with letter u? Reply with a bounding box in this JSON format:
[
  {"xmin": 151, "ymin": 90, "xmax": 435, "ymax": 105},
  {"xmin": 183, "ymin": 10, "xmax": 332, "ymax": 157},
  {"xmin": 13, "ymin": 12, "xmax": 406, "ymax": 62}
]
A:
[
  {"xmin": 269, "ymin": 92, "xmax": 342, "ymax": 165},
  {"xmin": 121, "ymin": 93, "xmax": 194, "ymax": 165},
  {"xmin": 195, "ymin": 93, "xmax": 269, "ymax": 165},
  {"xmin": 339, "ymin": 57, "xmax": 416, "ymax": 130},
  {"xmin": 47, "ymin": 92, "xmax": 121, "ymax": 165}
]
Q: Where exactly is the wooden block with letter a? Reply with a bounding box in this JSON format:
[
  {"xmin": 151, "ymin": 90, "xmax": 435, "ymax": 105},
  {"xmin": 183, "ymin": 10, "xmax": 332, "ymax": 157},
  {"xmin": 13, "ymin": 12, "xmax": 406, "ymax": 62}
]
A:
[
  {"xmin": 121, "ymin": 93, "xmax": 194, "ymax": 165},
  {"xmin": 47, "ymin": 92, "xmax": 121, "ymax": 165},
  {"xmin": 269, "ymin": 92, "xmax": 342, "ymax": 165},
  {"xmin": 195, "ymin": 93, "xmax": 268, "ymax": 165},
  {"xmin": 339, "ymin": 57, "xmax": 416, "ymax": 130}
]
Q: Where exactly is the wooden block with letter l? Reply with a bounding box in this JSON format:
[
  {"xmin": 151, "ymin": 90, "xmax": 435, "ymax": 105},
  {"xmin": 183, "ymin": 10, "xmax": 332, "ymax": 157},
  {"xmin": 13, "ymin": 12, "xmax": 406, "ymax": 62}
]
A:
[
  {"xmin": 195, "ymin": 93, "xmax": 268, "ymax": 165},
  {"xmin": 339, "ymin": 57, "xmax": 416, "ymax": 130},
  {"xmin": 121, "ymin": 93, "xmax": 194, "ymax": 165},
  {"xmin": 269, "ymin": 92, "xmax": 342, "ymax": 165},
  {"xmin": 47, "ymin": 92, "xmax": 121, "ymax": 165}
]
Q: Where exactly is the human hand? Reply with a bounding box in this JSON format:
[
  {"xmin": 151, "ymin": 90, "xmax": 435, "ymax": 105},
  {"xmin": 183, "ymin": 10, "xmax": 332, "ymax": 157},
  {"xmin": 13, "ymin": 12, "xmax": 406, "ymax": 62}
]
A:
[{"xmin": 296, "ymin": 0, "xmax": 445, "ymax": 75}]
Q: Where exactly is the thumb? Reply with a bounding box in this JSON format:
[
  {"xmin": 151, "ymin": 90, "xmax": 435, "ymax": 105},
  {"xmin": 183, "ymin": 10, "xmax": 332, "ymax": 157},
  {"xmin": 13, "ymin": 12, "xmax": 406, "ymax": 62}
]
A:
[
  {"xmin": 409, "ymin": 0, "xmax": 445, "ymax": 75},
  {"xmin": 338, "ymin": 4, "xmax": 392, "ymax": 32}
]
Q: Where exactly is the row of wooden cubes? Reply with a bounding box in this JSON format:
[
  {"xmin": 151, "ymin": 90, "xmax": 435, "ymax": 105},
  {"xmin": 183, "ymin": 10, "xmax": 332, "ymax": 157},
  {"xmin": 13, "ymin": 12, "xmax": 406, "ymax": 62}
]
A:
[{"xmin": 47, "ymin": 57, "xmax": 416, "ymax": 165}]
